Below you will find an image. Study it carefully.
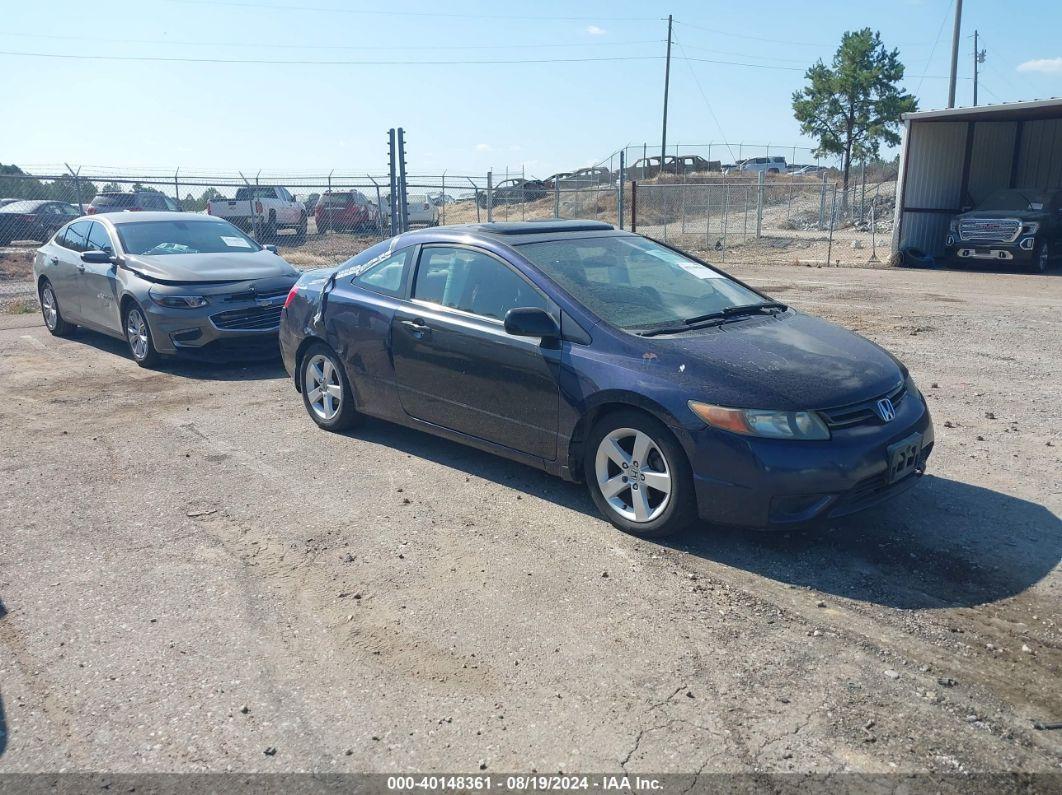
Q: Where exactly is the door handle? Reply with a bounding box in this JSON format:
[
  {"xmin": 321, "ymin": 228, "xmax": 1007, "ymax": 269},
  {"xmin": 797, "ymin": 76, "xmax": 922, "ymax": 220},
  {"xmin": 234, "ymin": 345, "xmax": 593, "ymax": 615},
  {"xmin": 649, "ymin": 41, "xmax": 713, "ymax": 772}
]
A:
[{"xmin": 401, "ymin": 319, "xmax": 431, "ymax": 335}]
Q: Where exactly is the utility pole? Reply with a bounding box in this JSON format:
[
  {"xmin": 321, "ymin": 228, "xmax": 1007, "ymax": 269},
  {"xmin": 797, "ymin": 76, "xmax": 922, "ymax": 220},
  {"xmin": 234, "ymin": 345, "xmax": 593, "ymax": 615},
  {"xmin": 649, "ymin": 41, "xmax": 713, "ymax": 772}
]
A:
[
  {"xmin": 947, "ymin": 0, "xmax": 963, "ymax": 108},
  {"xmin": 660, "ymin": 14, "xmax": 673, "ymax": 171},
  {"xmin": 972, "ymin": 30, "xmax": 986, "ymax": 106}
]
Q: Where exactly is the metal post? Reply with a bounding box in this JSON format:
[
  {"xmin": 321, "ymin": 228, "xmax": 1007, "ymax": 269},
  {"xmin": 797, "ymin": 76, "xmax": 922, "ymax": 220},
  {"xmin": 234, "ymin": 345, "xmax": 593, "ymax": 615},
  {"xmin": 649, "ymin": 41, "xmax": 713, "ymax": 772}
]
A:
[
  {"xmin": 65, "ymin": 163, "xmax": 83, "ymax": 214},
  {"xmin": 486, "ymin": 171, "xmax": 493, "ymax": 223},
  {"xmin": 388, "ymin": 129, "xmax": 399, "ymax": 233},
  {"xmin": 441, "ymin": 171, "xmax": 446, "ymax": 226},
  {"xmin": 618, "ymin": 150, "xmax": 625, "ymax": 229},
  {"xmin": 755, "ymin": 170, "xmax": 765, "ymax": 238},
  {"xmin": 721, "ymin": 184, "xmax": 730, "ymax": 262},
  {"xmin": 947, "ymin": 0, "xmax": 963, "ymax": 108},
  {"xmin": 368, "ymin": 176, "xmax": 384, "ymax": 234},
  {"xmin": 327, "ymin": 170, "xmax": 333, "ymax": 234},
  {"xmin": 554, "ymin": 178, "xmax": 560, "ymax": 219},
  {"xmin": 826, "ymin": 183, "xmax": 838, "ymax": 266},
  {"xmin": 174, "ymin": 167, "xmax": 180, "ymax": 207},
  {"xmin": 397, "ymin": 128, "xmax": 409, "ymax": 233},
  {"xmin": 818, "ymin": 172, "xmax": 828, "ymax": 230},
  {"xmin": 630, "ymin": 180, "xmax": 637, "ymax": 233},
  {"xmin": 466, "ymin": 177, "xmax": 481, "ymax": 223},
  {"xmin": 859, "ymin": 159, "xmax": 867, "ymax": 224}
]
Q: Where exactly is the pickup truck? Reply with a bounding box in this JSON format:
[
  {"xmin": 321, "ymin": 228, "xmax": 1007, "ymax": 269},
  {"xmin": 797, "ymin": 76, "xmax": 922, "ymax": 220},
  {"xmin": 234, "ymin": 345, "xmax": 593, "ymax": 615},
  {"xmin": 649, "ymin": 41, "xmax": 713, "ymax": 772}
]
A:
[
  {"xmin": 944, "ymin": 187, "xmax": 1061, "ymax": 273},
  {"xmin": 208, "ymin": 186, "xmax": 307, "ymax": 241}
]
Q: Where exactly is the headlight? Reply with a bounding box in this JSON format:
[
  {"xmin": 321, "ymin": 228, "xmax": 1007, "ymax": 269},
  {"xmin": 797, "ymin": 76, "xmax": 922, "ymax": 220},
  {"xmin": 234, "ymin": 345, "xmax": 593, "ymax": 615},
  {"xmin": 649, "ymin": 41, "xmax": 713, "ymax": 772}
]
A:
[
  {"xmin": 904, "ymin": 373, "xmax": 921, "ymax": 400},
  {"xmin": 148, "ymin": 288, "xmax": 209, "ymax": 309},
  {"xmin": 1021, "ymin": 222, "xmax": 1039, "ymax": 235},
  {"xmin": 688, "ymin": 401, "xmax": 830, "ymax": 440}
]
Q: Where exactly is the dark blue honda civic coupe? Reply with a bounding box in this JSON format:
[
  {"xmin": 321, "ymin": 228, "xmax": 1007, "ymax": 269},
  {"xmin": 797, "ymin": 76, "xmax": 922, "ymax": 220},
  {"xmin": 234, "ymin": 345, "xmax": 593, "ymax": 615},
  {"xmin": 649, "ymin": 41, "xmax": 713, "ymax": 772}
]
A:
[{"xmin": 279, "ymin": 220, "xmax": 933, "ymax": 537}]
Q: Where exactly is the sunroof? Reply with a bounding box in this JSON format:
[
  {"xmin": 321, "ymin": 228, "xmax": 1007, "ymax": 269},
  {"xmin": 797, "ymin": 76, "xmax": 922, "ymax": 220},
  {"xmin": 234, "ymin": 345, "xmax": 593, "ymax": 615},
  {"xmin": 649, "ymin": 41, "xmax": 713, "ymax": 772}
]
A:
[{"xmin": 475, "ymin": 220, "xmax": 614, "ymax": 235}]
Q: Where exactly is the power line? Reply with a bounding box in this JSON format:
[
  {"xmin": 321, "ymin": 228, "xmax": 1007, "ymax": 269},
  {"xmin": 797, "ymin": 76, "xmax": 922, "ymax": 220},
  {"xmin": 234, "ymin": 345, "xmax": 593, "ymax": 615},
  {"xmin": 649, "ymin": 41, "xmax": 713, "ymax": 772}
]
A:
[
  {"xmin": 0, "ymin": 30, "xmax": 665, "ymax": 52},
  {"xmin": 166, "ymin": 0, "xmax": 661, "ymax": 22},
  {"xmin": 673, "ymin": 19, "xmax": 827, "ymax": 47},
  {"xmin": 0, "ymin": 49, "xmax": 665, "ymax": 66},
  {"xmin": 914, "ymin": 0, "xmax": 954, "ymax": 97},
  {"xmin": 673, "ymin": 38, "xmax": 736, "ymax": 163}
]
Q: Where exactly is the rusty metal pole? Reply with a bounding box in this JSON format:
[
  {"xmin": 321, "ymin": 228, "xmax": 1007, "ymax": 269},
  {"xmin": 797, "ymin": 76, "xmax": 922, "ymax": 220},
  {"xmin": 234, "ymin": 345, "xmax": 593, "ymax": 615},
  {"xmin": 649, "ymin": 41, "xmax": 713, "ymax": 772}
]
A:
[{"xmin": 630, "ymin": 180, "xmax": 638, "ymax": 233}]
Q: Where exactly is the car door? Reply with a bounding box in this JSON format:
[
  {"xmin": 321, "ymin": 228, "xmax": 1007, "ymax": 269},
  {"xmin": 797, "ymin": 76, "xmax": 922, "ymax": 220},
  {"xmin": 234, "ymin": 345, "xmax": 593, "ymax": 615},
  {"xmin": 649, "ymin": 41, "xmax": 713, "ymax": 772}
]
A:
[
  {"xmin": 76, "ymin": 221, "xmax": 123, "ymax": 333},
  {"xmin": 42, "ymin": 220, "xmax": 91, "ymax": 323},
  {"xmin": 390, "ymin": 244, "xmax": 561, "ymax": 461}
]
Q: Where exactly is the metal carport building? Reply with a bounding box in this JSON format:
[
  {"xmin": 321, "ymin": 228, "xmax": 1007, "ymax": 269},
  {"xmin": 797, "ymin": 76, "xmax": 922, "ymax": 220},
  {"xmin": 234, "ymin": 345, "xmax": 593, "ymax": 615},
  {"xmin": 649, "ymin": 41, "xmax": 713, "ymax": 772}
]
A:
[{"xmin": 892, "ymin": 97, "xmax": 1062, "ymax": 259}]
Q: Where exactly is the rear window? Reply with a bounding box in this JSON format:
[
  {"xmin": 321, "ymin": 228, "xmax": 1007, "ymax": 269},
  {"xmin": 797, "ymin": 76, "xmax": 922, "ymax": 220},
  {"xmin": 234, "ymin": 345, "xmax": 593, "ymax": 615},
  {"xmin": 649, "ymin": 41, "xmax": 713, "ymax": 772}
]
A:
[
  {"xmin": 0, "ymin": 200, "xmax": 44, "ymax": 213},
  {"xmin": 93, "ymin": 194, "xmax": 136, "ymax": 208},
  {"xmin": 115, "ymin": 219, "xmax": 262, "ymax": 255},
  {"xmin": 320, "ymin": 192, "xmax": 354, "ymax": 206},
  {"xmin": 234, "ymin": 187, "xmax": 279, "ymax": 200}
]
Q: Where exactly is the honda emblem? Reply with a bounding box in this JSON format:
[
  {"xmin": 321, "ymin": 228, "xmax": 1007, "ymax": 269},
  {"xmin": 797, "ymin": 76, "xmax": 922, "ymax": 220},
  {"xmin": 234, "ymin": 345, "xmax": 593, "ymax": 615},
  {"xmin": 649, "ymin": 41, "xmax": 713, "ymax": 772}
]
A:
[{"xmin": 875, "ymin": 398, "xmax": 896, "ymax": 423}]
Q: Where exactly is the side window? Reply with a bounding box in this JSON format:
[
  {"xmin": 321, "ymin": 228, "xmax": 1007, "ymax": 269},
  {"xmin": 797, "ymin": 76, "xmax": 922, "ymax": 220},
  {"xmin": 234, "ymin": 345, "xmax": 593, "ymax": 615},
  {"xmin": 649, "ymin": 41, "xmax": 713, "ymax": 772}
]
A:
[
  {"xmin": 86, "ymin": 222, "xmax": 114, "ymax": 252},
  {"xmin": 413, "ymin": 246, "xmax": 547, "ymax": 321},
  {"xmin": 352, "ymin": 248, "xmax": 412, "ymax": 297},
  {"xmin": 63, "ymin": 204, "xmax": 80, "ymax": 217},
  {"xmin": 64, "ymin": 220, "xmax": 92, "ymax": 252}
]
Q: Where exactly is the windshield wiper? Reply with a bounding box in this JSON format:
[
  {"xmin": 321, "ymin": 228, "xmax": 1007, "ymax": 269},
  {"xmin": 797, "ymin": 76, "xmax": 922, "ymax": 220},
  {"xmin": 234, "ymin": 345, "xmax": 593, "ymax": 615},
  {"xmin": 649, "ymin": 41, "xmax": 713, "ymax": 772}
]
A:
[
  {"xmin": 721, "ymin": 301, "xmax": 787, "ymax": 318},
  {"xmin": 635, "ymin": 303, "xmax": 788, "ymax": 337}
]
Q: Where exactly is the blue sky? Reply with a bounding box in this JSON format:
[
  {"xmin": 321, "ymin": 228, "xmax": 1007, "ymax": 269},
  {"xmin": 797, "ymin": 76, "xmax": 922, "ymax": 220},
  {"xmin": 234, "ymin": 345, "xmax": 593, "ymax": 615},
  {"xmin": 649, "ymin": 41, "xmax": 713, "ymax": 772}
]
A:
[{"xmin": 2, "ymin": 0, "xmax": 1060, "ymax": 178}]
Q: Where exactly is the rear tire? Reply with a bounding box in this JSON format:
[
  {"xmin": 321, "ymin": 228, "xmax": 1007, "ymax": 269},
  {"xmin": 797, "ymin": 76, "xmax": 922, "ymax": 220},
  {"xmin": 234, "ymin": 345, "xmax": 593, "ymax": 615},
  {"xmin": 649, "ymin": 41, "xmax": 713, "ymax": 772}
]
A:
[
  {"xmin": 299, "ymin": 343, "xmax": 360, "ymax": 432},
  {"xmin": 584, "ymin": 409, "xmax": 697, "ymax": 538},
  {"xmin": 39, "ymin": 279, "xmax": 75, "ymax": 337},
  {"xmin": 123, "ymin": 301, "xmax": 160, "ymax": 368},
  {"xmin": 294, "ymin": 213, "xmax": 308, "ymax": 243}
]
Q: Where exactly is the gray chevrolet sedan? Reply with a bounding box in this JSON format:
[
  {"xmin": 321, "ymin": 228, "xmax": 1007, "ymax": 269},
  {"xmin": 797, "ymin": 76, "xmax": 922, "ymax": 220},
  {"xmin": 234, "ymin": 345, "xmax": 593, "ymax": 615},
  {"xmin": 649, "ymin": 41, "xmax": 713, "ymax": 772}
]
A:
[{"xmin": 33, "ymin": 212, "xmax": 300, "ymax": 366}]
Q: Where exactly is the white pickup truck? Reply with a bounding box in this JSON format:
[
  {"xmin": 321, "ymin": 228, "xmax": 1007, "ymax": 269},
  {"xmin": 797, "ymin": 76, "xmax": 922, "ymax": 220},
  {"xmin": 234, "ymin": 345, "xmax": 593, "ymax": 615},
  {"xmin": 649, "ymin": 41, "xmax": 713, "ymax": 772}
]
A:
[{"xmin": 207, "ymin": 186, "xmax": 307, "ymax": 240}]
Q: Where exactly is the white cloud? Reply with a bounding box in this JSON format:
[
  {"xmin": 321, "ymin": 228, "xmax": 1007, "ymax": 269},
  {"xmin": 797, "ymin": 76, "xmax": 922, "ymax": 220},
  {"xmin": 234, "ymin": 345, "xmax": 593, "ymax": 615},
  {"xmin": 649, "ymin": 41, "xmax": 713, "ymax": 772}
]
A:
[
  {"xmin": 475, "ymin": 143, "xmax": 492, "ymax": 152},
  {"xmin": 586, "ymin": 25, "xmax": 606, "ymax": 36},
  {"xmin": 1017, "ymin": 57, "xmax": 1062, "ymax": 74}
]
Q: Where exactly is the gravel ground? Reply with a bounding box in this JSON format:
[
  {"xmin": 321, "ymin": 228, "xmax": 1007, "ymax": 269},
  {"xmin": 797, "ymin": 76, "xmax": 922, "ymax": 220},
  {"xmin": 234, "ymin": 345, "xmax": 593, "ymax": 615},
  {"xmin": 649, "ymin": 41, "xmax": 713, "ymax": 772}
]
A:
[{"xmin": 0, "ymin": 260, "xmax": 1059, "ymax": 780}]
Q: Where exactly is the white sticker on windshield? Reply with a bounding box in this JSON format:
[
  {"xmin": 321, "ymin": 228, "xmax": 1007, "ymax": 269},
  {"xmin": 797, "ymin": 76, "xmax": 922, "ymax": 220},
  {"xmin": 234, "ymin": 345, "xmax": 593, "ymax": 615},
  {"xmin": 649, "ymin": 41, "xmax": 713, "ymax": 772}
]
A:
[
  {"xmin": 677, "ymin": 262, "xmax": 725, "ymax": 279},
  {"xmin": 222, "ymin": 236, "xmax": 252, "ymax": 248}
]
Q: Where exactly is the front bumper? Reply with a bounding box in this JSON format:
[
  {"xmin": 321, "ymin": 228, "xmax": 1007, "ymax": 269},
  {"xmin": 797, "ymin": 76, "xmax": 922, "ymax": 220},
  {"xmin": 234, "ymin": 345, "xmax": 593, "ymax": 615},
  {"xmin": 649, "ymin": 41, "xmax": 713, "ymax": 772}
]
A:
[
  {"xmin": 686, "ymin": 392, "xmax": 934, "ymax": 528},
  {"xmin": 142, "ymin": 278, "xmax": 294, "ymax": 360},
  {"xmin": 944, "ymin": 240, "xmax": 1036, "ymax": 263}
]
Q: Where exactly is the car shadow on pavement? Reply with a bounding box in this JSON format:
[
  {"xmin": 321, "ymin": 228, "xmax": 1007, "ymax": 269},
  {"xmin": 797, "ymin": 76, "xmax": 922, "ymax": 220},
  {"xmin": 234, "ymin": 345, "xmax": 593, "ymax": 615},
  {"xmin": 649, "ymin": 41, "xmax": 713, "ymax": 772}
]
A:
[
  {"xmin": 63, "ymin": 329, "xmax": 287, "ymax": 382},
  {"xmin": 666, "ymin": 474, "xmax": 1061, "ymax": 610},
  {"xmin": 351, "ymin": 420, "xmax": 1059, "ymax": 610}
]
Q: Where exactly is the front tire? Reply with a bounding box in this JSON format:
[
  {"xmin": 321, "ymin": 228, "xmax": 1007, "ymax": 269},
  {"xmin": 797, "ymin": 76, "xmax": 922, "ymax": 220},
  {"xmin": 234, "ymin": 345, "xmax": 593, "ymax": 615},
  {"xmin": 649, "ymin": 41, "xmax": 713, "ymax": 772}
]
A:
[
  {"xmin": 124, "ymin": 302, "xmax": 160, "ymax": 367},
  {"xmin": 39, "ymin": 280, "xmax": 75, "ymax": 337},
  {"xmin": 299, "ymin": 343, "xmax": 360, "ymax": 432},
  {"xmin": 584, "ymin": 409, "xmax": 697, "ymax": 538},
  {"xmin": 1033, "ymin": 241, "xmax": 1050, "ymax": 274},
  {"xmin": 294, "ymin": 213, "xmax": 308, "ymax": 242}
]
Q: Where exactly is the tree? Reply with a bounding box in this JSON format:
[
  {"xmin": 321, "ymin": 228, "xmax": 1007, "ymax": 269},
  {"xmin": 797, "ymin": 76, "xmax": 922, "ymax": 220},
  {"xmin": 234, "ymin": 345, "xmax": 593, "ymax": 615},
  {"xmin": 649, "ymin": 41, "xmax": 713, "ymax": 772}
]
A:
[{"xmin": 792, "ymin": 28, "xmax": 916, "ymax": 211}]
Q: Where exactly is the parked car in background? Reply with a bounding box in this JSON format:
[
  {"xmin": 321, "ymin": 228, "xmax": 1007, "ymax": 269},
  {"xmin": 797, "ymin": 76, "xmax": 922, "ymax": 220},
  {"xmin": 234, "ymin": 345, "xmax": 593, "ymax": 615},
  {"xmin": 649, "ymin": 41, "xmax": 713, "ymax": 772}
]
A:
[
  {"xmin": 543, "ymin": 172, "xmax": 572, "ymax": 189},
  {"xmin": 1, "ymin": 198, "xmax": 20, "ymax": 208},
  {"xmin": 88, "ymin": 191, "xmax": 181, "ymax": 214},
  {"xmin": 429, "ymin": 194, "xmax": 456, "ymax": 206},
  {"xmin": 315, "ymin": 190, "xmax": 381, "ymax": 233},
  {"xmin": 557, "ymin": 166, "xmax": 611, "ymax": 188},
  {"xmin": 735, "ymin": 156, "xmax": 787, "ymax": 174},
  {"xmin": 405, "ymin": 194, "xmax": 440, "ymax": 227},
  {"xmin": 0, "ymin": 200, "xmax": 81, "ymax": 245},
  {"xmin": 944, "ymin": 188, "xmax": 1062, "ymax": 273},
  {"xmin": 480, "ymin": 179, "xmax": 548, "ymax": 207},
  {"xmin": 207, "ymin": 185, "xmax": 307, "ymax": 241},
  {"xmin": 627, "ymin": 156, "xmax": 718, "ymax": 180},
  {"xmin": 34, "ymin": 212, "xmax": 300, "ymax": 365},
  {"xmin": 280, "ymin": 220, "xmax": 933, "ymax": 537}
]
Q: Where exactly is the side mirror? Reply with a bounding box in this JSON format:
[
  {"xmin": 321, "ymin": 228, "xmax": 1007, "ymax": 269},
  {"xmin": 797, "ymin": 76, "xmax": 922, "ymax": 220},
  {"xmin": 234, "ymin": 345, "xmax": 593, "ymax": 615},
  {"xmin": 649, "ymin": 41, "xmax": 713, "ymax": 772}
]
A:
[
  {"xmin": 81, "ymin": 250, "xmax": 113, "ymax": 264},
  {"xmin": 504, "ymin": 307, "xmax": 560, "ymax": 340},
  {"xmin": 263, "ymin": 244, "xmax": 279, "ymax": 254}
]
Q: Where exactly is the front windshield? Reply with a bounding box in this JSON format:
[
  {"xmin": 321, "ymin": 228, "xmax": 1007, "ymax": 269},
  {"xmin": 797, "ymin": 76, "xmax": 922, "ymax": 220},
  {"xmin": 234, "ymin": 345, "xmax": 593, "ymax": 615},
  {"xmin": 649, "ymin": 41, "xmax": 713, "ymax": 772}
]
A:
[
  {"xmin": 977, "ymin": 189, "xmax": 1050, "ymax": 211},
  {"xmin": 517, "ymin": 236, "xmax": 764, "ymax": 332},
  {"xmin": 116, "ymin": 220, "xmax": 261, "ymax": 256}
]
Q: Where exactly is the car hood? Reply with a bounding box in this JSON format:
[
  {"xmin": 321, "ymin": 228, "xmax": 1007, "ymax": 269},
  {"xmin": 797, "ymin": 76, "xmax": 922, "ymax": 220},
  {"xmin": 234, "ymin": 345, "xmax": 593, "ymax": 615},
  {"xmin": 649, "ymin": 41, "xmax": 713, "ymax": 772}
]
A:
[
  {"xmin": 958, "ymin": 209, "xmax": 1046, "ymax": 222},
  {"xmin": 643, "ymin": 311, "xmax": 903, "ymax": 410},
  {"xmin": 124, "ymin": 249, "xmax": 299, "ymax": 283}
]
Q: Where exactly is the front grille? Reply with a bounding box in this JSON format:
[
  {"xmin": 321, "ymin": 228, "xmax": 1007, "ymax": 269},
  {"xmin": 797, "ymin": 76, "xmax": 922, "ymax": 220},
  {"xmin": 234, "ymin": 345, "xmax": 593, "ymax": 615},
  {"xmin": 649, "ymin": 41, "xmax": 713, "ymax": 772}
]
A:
[
  {"xmin": 819, "ymin": 381, "xmax": 907, "ymax": 429},
  {"xmin": 210, "ymin": 305, "xmax": 283, "ymax": 330},
  {"xmin": 958, "ymin": 218, "xmax": 1021, "ymax": 243},
  {"xmin": 224, "ymin": 286, "xmax": 291, "ymax": 303}
]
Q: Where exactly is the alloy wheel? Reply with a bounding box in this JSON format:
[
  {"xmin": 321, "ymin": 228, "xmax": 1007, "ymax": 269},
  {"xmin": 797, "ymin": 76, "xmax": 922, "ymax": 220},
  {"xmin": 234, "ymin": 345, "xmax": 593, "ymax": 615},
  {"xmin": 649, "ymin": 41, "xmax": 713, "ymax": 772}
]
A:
[
  {"xmin": 594, "ymin": 427, "xmax": 672, "ymax": 523},
  {"xmin": 126, "ymin": 308, "xmax": 149, "ymax": 360},
  {"xmin": 41, "ymin": 285, "xmax": 58, "ymax": 330},
  {"xmin": 305, "ymin": 354, "xmax": 344, "ymax": 421}
]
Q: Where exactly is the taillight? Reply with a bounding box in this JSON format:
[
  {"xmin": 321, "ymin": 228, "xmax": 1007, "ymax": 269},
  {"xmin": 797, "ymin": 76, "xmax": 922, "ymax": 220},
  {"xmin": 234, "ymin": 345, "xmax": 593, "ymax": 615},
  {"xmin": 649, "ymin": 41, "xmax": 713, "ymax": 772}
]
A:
[
  {"xmin": 255, "ymin": 200, "xmax": 263, "ymax": 214},
  {"xmin": 283, "ymin": 285, "xmax": 299, "ymax": 310},
  {"xmin": 206, "ymin": 204, "xmax": 213, "ymax": 215},
  {"xmin": 86, "ymin": 207, "xmax": 97, "ymax": 214}
]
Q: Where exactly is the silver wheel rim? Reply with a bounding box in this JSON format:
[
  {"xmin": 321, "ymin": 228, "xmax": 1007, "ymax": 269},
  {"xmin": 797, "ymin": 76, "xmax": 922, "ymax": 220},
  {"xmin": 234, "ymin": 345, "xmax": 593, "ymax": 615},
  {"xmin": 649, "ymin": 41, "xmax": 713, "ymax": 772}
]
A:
[
  {"xmin": 595, "ymin": 427, "xmax": 672, "ymax": 523},
  {"xmin": 126, "ymin": 308, "xmax": 149, "ymax": 359},
  {"xmin": 41, "ymin": 286, "xmax": 58, "ymax": 330},
  {"xmin": 305, "ymin": 354, "xmax": 343, "ymax": 421}
]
